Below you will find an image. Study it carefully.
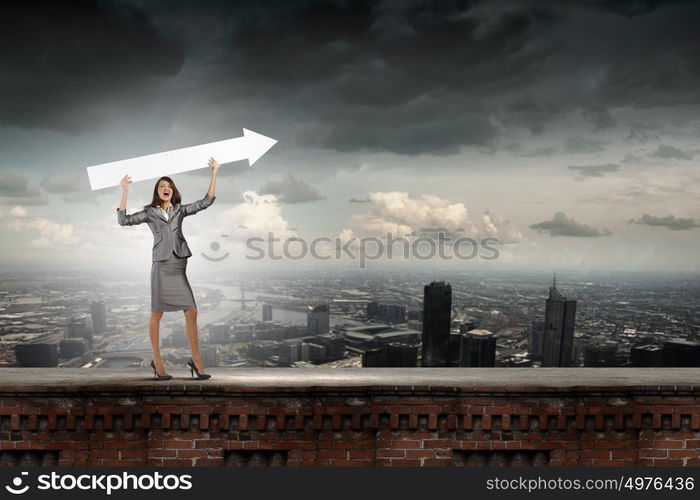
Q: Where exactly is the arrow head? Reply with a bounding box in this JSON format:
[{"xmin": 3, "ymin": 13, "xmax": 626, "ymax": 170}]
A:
[{"xmin": 243, "ymin": 128, "xmax": 277, "ymax": 166}]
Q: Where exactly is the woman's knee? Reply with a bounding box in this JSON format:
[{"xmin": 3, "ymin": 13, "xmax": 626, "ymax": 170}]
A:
[
  {"xmin": 184, "ymin": 308, "xmax": 197, "ymax": 319},
  {"xmin": 150, "ymin": 311, "xmax": 163, "ymax": 322}
]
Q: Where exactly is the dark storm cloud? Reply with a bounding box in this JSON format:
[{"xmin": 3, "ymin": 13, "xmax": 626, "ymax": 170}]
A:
[
  {"xmin": 0, "ymin": 170, "xmax": 49, "ymax": 206},
  {"xmin": 0, "ymin": 0, "xmax": 184, "ymax": 133},
  {"xmin": 40, "ymin": 171, "xmax": 101, "ymax": 204},
  {"xmin": 651, "ymin": 144, "xmax": 693, "ymax": 160},
  {"xmin": 183, "ymin": 0, "xmax": 700, "ymax": 155},
  {"xmin": 259, "ymin": 174, "xmax": 324, "ymax": 204},
  {"xmin": 502, "ymin": 98, "xmax": 562, "ymax": 135},
  {"xmin": 191, "ymin": 0, "xmax": 557, "ymax": 154},
  {"xmin": 629, "ymin": 214, "xmax": 699, "ymax": 230},
  {"xmin": 626, "ymin": 126, "xmax": 660, "ymax": 144},
  {"xmin": 582, "ymin": 107, "xmax": 616, "ymax": 131},
  {"xmin": 589, "ymin": 2, "xmax": 700, "ymax": 109},
  {"xmin": 568, "ymin": 163, "xmax": 620, "ymax": 179},
  {"xmin": 40, "ymin": 172, "xmax": 81, "ymax": 194},
  {"xmin": 580, "ymin": 0, "xmax": 669, "ymax": 17},
  {"xmin": 504, "ymin": 142, "xmax": 557, "ymax": 157},
  {"xmin": 530, "ymin": 212, "xmax": 612, "ymax": 237},
  {"xmin": 6, "ymin": 0, "xmax": 700, "ymax": 156},
  {"xmin": 564, "ymin": 136, "xmax": 608, "ymax": 154},
  {"xmin": 0, "ymin": 171, "xmax": 31, "ymax": 195}
]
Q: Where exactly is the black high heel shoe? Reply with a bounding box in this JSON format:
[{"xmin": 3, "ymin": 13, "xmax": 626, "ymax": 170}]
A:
[
  {"xmin": 150, "ymin": 360, "xmax": 172, "ymax": 381},
  {"xmin": 187, "ymin": 358, "xmax": 211, "ymax": 380}
]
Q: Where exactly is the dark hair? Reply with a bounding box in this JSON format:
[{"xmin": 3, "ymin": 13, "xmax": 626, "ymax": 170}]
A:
[{"xmin": 144, "ymin": 176, "xmax": 182, "ymax": 209}]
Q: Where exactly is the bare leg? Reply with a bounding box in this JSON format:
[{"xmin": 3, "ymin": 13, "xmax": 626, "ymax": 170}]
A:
[
  {"xmin": 149, "ymin": 311, "xmax": 167, "ymax": 374},
  {"xmin": 184, "ymin": 308, "xmax": 205, "ymax": 372}
]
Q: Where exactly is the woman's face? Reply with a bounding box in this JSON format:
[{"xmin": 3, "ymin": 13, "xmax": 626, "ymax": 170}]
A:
[{"xmin": 158, "ymin": 181, "xmax": 173, "ymax": 203}]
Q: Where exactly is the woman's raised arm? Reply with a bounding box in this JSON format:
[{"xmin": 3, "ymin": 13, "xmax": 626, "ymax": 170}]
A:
[
  {"xmin": 118, "ymin": 174, "xmax": 131, "ymax": 211},
  {"xmin": 207, "ymin": 157, "xmax": 219, "ymax": 198},
  {"xmin": 182, "ymin": 158, "xmax": 220, "ymax": 217},
  {"xmin": 116, "ymin": 174, "xmax": 147, "ymax": 226}
]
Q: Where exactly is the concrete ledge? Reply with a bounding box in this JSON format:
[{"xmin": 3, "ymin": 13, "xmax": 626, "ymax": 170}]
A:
[{"xmin": 1, "ymin": 367, "xmax": 699, "ymax": 395}]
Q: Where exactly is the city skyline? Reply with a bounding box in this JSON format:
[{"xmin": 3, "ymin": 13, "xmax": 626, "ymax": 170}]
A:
[{"xmin": 2, "ymin": 266, "xmax": 697, "ymax": 369}]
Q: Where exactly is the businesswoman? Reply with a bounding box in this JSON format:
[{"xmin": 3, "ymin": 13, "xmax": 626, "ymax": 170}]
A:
[{"xmin": 117, "ymin": 157, "xmax": 220, "ymax": 380}]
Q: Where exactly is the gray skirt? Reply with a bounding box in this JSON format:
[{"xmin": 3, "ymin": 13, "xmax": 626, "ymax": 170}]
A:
[{"xmin": 151, "ymin": 251, "xmax": 196, "ymax": 312}]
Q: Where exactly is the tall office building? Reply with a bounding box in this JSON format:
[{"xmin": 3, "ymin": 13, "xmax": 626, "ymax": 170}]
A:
[
  {"xmin": 367, "ymin": 302, "xmax": 406, "ymax": 324},
  {"xmin": 421, "ymin": 281, "xmax": 452, "ymax": 367},
  {"xmin": 59, "ymin": 339, "xmax": 87, "ymax": 358},
  {"xmin": 362, "ymin": 347, "xmax": 387, "ymax": 367},
  {"xmin": 448, "ymin": 331, "xmax": 462, "ymax": 366},
  {"xmin": 67, "ymin": 316, "xmax": 93, "ymax": 342},
  {"xmin": 208, "ymin": 323, "xmax": 231, "ymax": 344},
  {"xmin": 90, "ymin": 301, "xmax": 107, "ymax": 335},
  {"xmin": 168, "ymin": 324, "xmax": 189, "ymax": 348},
  {"xmin": 366, "ymin": 301, "xmax": 379, "ymax": 319},
  {"xmin": 15, "ymin": 343, "xmax": 59, "ymax": 367},
  {"xmin": 387, "ymin": 343, "xmax": 419, "ymax": 367},
  {"xmin": 459, "ymin": 329, "xmax": 496, "ymax": 367},
  {"xmin": 201, "ymin": 346, "xmax": 219, "ymax": 367},
  {"xmin": 583, "ymin": 344, "xmax": 619, "ymax": 367},
  {"xmin": 529, "ymin": 320, "xmax": 544, "ymax": 357},
  {"xmin": 630, "ymin": 344, "xmax": 662, "ymax": 367},
  {"xmin": 307, "ymin": 305, "xmax": 330, "ymax": 336},
  {"xmin": 314, "ymin": 334, "xmax": 345, "ymax": 359},
  {"xmin": 262, "ymin": 304, "xmax": 273, "ymax": 322},
  {"xmin": 661, "ymin": 339, "xmax": 700, "ymax": 367},
  {"xmin": 541, "ymin": 277, "xmax": 577, "ymax": 367}
]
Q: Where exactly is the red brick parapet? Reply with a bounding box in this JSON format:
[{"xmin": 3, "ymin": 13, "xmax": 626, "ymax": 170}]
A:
[{"xmin": 1, "ymin": 368, "xmax": 699, "ymax": 466}]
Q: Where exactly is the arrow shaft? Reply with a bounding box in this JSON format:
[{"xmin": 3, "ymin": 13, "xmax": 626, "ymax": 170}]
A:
[{"xmin": 86, "ymin": 136, "xmax": 247, "ymax": 190}]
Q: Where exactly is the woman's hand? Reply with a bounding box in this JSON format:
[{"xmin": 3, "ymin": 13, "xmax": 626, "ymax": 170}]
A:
[
  {"xmin": 120, "ymin": 174, "xmax": 132, "ymax": 191},
  {"xmin": 208, "ymin": 157, "xmax": 220, "ymax": 173}
]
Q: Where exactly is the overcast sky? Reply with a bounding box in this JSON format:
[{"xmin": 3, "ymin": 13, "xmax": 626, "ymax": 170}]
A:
[{"xmin": 1, "ymin": 0, "xmax": 699, "ymax": 274}]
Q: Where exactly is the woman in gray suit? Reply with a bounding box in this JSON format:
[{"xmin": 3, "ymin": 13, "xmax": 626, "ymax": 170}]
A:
[{"xmin": 117, "ymin": 157, "xmax": 220, "ymax": 380}]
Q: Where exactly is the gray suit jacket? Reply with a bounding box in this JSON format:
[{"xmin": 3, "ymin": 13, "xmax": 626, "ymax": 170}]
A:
[{"xmin": 117, "ymin": 193, "xmax": 216, "ymax": 261}]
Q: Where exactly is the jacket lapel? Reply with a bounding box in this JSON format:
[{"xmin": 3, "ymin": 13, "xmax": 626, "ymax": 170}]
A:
[
  {"xmin": 170, "ymin": 204, "xmax": 181, "ymax": 222},
  {"xmin": 151, "ymin": 206, "xmax": 168, "ymax": 222},
  {"xmin": 151, "ymin": 204, "xmax": 179, "ymax": 223}
]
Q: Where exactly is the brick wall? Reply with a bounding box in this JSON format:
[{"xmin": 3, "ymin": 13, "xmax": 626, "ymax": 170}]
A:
[{"xmin": 0, "ymin": 368, "xmax": 699, "ymax": 466}]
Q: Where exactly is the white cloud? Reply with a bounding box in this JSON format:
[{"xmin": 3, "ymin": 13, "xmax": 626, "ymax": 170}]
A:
[
  {"xmin": 21, "ymin": 218, "xmax": 79, "ymax": 248},
  {"xmin": 348, "ymin": 214, "xmax": 413, "ymax": 236},
  {"xmin": 365, "ymin": 191, "xmax": 477, "ymax": 235},
  {"xmin": 347, "ymin": 191, "xmax": 523, "ymax": 243},
  {"xmin": 10, "ymin": 206, "xmax": 27, "ymax": 218},
  {"xmin": 483, "ymin": 210, "xmax": 523, "ymax": 243},
  {"xmin": 217, "ymin": 190, "xmax": 296, "ymax": 241}
]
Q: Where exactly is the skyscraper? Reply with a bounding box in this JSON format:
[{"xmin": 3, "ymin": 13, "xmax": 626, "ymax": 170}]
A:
[
  {"xmin": 387, "ymin": 343, "xmax": 419, "ymax": 367},
  {"xmin": 529, "ymin": 320, "xmax": 544, "ymax": 357},
  {"xmin": 541, "ymin": 276, "xmax": 577, "ymax": 367},
  {"xmin": 362, "ymin": 347, "xmax": 387, "ymax": 367},
  {"xmin": 67, "ymin": 316, "xmax": 93, "ymax": 342},
  {"xmin": 421, "ymin": 281, "xmax": 452, "ymax": 367},
  {"xmin": 262, "ymin": 304, "xmax": 273, "ymax": 321},
  {"xmin": 459, "ymin": 329, "xmax": 497, "ymax": 367},
  {"xmin": 208, "ymin": 323, "xmax": 231, "ymax": 344},
  {"xmin": 630, "ymin": 344, "xmax": 662, "ymax": 367},
  {"xmin": 90, "ymin": 301, "xmax": 107, "ymax": 335},
  {"xmin": 307, "ymin": 304, "xmax": 330, "ymax": 336},
  {"xmin": 661, "ymin": 339, "xmax": 700, "ymax": 367}
]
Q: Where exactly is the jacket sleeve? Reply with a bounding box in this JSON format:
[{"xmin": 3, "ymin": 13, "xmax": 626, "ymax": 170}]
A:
[
  {"xmin": 117, "ymin": 208, "xmax": 148, "ymax": 226},
  {"xmin": 181, "ymin": 193, "xmax": 216, "ymax": 217}
]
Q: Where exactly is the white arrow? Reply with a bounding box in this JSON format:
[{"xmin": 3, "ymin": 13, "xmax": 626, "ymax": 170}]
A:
[{"xmin": 86, "ymin": 128, "xmax": 277, "ymax": 190}]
